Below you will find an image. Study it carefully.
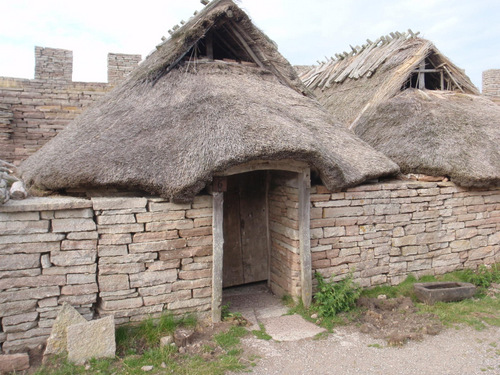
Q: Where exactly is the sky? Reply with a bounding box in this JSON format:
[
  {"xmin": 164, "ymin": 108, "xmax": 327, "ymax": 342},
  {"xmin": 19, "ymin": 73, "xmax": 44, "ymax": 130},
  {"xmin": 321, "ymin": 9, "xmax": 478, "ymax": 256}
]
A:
[{"xmin": 1, "ymin": 0, "xmax": 499, "ymax": 90}]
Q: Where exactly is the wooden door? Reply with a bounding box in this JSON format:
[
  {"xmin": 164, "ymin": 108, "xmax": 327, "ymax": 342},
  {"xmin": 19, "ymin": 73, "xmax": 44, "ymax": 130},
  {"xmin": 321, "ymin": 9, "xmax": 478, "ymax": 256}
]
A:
[{"xmin": 223, "ymin": 171, "xmax": 269, "ymax": 288}]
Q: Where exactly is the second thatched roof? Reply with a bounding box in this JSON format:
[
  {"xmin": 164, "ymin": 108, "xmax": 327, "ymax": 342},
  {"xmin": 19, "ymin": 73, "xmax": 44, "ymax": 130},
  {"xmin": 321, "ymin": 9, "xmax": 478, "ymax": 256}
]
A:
[
  {"xmin": 19, "ymin": 0, "xmax": 398, "ymax": 201},
  {"xmin": 355, "ymin": 89, "xmax": 500, "ymax": 187}
]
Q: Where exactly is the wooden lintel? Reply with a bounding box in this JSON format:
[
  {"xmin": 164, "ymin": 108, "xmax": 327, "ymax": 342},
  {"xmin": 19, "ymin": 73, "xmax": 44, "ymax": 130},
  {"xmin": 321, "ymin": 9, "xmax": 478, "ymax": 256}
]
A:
[
  {"xmin": 412, "ymin": 68, "xmax": 442, "ymax": 73},
  {"xmin": 217, "ymin": 160, "xmax": 309, "ymax": 176}
]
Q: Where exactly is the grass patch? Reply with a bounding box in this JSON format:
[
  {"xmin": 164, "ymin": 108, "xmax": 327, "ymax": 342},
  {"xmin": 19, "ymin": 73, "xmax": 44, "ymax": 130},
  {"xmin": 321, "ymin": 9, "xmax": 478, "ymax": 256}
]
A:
[
  {"xmin": 252, "ymin": 323, "xmax": 272, "ymax": 340},
  {"xmin": 34, "ymin": 312, "xmax": 249, "ymax": 375}
]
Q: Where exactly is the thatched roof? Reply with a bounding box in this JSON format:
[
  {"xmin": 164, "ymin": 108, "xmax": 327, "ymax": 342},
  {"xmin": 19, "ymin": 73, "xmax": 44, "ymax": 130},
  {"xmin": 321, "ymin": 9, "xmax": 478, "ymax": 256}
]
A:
[
  {"xmin": 300, "ymin": 31, "xmax": 499, "ymax": 187},
  {"xmin": 354, "ymin": 89, "xmax": 500, "ymax": 187},
  {"xmin": 301, "ymin": 31, "xmax": 479, "ymax": 127},
  {"xmin": 20, "ymin": 0, "xmax": 398, "ymax": 201}
]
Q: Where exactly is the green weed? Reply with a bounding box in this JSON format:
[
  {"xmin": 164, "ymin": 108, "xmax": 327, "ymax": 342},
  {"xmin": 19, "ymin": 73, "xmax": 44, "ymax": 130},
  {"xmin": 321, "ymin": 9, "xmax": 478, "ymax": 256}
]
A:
[
  {"xmin": 313, "ymin": 272, "xmax": 362, "ymax": 317},
  {"xmin": 252, "ymin": 323, "xmax": 272, "ymax": 340}
]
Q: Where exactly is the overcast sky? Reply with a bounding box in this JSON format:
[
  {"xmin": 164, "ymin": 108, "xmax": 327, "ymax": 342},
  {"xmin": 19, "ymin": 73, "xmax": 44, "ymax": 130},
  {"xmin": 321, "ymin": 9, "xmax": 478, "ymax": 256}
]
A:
[{"xmin": 1, "ymin": 0, "xmax": 499, "ymax": 90}]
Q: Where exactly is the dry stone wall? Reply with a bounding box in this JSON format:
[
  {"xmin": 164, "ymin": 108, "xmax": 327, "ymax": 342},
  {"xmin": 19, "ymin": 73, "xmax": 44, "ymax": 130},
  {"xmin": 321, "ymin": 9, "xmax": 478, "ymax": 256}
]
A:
[
  {"xmin": 0, "ymin": 47, "xmax": 141, "ymax": 165},
  {"xmin": 1, "ymin": 179, "xmax": 499, "ymax": 353},
  {"xmin": 268, "ymin": 172, "xmax": 302, "ymax": 299},
  {"xmin": 0, "ymin": 195, "xmax": 212, "ymax": 353},
  {"xmin": 310, "ymin": 180, "xmax": 500, "ymax": 287},
  {"xmin": 483, "ymin": 69, "xmax": 500, "ymax": 105}
]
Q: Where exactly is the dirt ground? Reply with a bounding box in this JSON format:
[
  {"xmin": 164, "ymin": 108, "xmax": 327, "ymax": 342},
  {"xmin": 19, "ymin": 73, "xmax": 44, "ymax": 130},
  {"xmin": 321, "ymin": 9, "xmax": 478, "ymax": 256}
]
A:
[{"xmin": 230, "ymin": 295, "xmax": 500, "ymax": 375}]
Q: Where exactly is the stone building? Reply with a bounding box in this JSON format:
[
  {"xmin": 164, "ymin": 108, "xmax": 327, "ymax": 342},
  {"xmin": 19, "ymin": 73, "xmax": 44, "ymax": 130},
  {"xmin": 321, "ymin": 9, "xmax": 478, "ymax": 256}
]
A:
[
  {"xmin": 483, "ymin": 69, "xmax": 500, "ymax": 105},
  {"xmin": 0, "ymin": 0, "xmax": 499, "ymax": 359},
  {"xmin": 0, "ymin": 46, "xmax": 141, "ymax": 165}
]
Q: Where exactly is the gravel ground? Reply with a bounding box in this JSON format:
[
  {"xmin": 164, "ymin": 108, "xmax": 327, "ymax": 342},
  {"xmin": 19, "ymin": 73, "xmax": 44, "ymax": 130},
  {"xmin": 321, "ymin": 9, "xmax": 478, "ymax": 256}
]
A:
[{"xmin": 235, "ymin": 325, "xmax": 500, "ymax": 375}]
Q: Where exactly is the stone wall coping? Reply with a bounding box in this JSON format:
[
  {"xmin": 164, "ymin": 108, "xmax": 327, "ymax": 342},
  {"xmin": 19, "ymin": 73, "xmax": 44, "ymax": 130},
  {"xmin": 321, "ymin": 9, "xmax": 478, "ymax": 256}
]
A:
[{"xmin": 0, "ymin": 197, "xmax": 92, "ymax": 212}]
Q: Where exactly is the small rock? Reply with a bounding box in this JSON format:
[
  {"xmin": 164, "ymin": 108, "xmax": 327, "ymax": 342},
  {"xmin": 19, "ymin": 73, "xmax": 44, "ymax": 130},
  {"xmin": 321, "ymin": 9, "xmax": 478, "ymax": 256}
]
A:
[
  {"xmin": 174, "ymin": 328, "xmax": 195, "ymax": 347},
  {"xmin": 315, "ymin": 319, "xmax": 321, "ymax": 325},
  {"xmin": 161, "ymin": 362, "xmax": 167, "ymax": 368},
  {"xmin": 85, "ymin": 364, "xmax": 91, "ymax": 370},
  {"xmin": 160, "ymin": 335, "xmax": 174, "ymax": 347},
  {"xmin": 179, "ymin": 347, "xmax": 186, "ymax": 354},
  {"xmin": 311, "ymin": 313, "xmax": 318, "ymax": 319},
  {"xmin": 377, "ymin": 294, "xmax": 387, "ymax": 300},
  {"xmin": 141, "ymin": 365, "xmax": 154, "ymax": 371},
  {"xmin": 0, "ymin": 353, "xmax": 30, "ymax": 373}
]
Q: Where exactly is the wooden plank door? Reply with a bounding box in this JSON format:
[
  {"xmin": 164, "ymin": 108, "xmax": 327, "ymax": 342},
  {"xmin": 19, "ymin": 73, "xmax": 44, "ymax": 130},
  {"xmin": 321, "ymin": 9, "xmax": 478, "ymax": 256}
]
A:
[{"xmin": 223, "ymin": 171, "xmax": 269, "ymax": 288}]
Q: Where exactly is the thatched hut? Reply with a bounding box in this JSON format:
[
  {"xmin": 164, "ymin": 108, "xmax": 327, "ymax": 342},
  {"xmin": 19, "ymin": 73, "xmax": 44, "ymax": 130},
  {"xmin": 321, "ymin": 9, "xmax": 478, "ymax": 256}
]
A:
[
  {"xmin": 301, "ymin": 32, "xmax": 500, "ymax": 187},
  {"xmin": 19, "ymin": 0, "xmax": 398, "ymax": 318}
]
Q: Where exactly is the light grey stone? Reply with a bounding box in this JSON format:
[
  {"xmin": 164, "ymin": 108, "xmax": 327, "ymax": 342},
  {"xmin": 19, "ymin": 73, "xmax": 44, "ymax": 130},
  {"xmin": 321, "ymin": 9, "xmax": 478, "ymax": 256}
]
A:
[
  {"xmin": 67, "ymin": 315, "xmax": 116, "ymax": 365},
  {"xmin": 0, "ymin": 253, "xmax": 40, "ymax": 270},
  {"xmin": 0, "ymin": 197, "xmax": 91, "ymax": 213},
  {"xmin": 0, "ymin": 233, "xmax": 65, "ymax": 245},
  {"xmin": 44, "ymin": 303, "xmax": 87, "ymax": 356},
  {"xmin": 52, "ymin": 218, "xmax": 96, "ymax": 233},
  {"xmin": 0, "ymin": 211, "xmax": 39, "ymax": 221},
  {"xmin": 54, "ymin": 208, "xmax": 94, "ymax": 219},
  {"xmin": 129, "ymin": 269, "xmax": 178, "ymax": 288},
  {"xmin": 92, "ymin": 197, "xmax": 147, "ymax": 210}
]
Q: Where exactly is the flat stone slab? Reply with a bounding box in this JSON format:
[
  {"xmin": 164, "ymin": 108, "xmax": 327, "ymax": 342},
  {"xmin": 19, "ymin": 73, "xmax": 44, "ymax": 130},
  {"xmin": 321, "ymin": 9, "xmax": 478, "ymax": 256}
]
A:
[
  {"xmin": 260, "ymin": 314, "xmax": 326, "ymax": 341},
  {"xmin": 67, "ymin": 315, "xmax": 116, "ymax": 365},
  {"xmin": 44, "ymin": 303, "xmax": 87, "ymax": 357},
  {"xmin": 0, "ymin": 353, "xmax": 30, "ymax": 373},
  {"xmin": 414, "ymin": 282, "xmax": 476, "ymax": 304}
]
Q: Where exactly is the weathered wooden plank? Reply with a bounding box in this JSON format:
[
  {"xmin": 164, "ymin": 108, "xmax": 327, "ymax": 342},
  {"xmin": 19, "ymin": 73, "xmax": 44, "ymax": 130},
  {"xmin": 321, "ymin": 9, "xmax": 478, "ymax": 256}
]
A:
[
  {"xmin": 211, "ymin": 192, "xmax": 224, "ymax": 322},
  {"xmin": 298, "ymin": 169, "xmax": 312, "ymax": 307}
]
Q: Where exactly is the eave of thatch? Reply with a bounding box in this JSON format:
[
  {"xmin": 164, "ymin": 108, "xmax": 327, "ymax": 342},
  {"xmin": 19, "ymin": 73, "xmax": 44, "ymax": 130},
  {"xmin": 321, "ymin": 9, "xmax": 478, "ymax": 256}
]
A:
[
  {"xmin": 301, "ymin": 32, "xmax": 479, "ymax": 127},
  {"xmin": 19, "ymin": 1, "xmax": 399, "ymax": 202},
  {"xmin": 354, "ymin": 89, "xmax": 500, "ymax": 187}
]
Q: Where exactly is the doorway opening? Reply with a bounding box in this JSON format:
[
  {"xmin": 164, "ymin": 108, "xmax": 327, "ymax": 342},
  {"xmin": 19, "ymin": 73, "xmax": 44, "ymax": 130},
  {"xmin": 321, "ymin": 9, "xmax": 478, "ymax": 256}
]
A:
[{"xmin": 211, "ymin": 162, "xmax": 312, "ymax": 322}]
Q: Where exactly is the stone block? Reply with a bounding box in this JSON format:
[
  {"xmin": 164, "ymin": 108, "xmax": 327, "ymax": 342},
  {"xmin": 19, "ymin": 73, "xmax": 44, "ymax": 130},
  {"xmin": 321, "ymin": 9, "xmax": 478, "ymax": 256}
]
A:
[
  {"xmin": 98, "ymin": 245, "xmax": 128, "ymax": 256},
  {"xmin": 97, "ymin": 223, "xmax": 144, "ymax": 234},
  {"xmin": 143, "ymin": 290, "xmax": 191, "ymax": 306},
  {"xmin": 0, "ymin": 286, "xmax": 60, "ymax": 303},
  {"xmin": 67, "ymin": 315, "xmax": 116, "ymax": 365},
  {"xmin": 132, "ymin": 230, "xmax": 178, "ymax": 243},
  {"xmin": 44, "ymin": 303, "xmax": 87, "ymax": 356},
  {"xmin": 0, "ymin": 275, "xmax": 66, "ymax": 290},
  {"xmin": 185, "ymin": 208, "xmax": 212, "ymax": 219},
  {"xmin": 0, "ymin": 233, "xmax": 65, "ymax": 245},
  {"xmin": 148, "ymin": 201, "xmax": 191, "ymax": 212},
  {"xmin": 168, "ymin": 297, "xmax": 210, "ymax": 310},
  {"xmin": 52, "ymin": 218, "xmax": 96, "ymax": 233},
  {"xmin": 50, "ymin": 250, "xmax": 96, "ymax": 266},
  {"xmin": 178, "ymin": 269, "xmax": 211, "ymax": 280},
  {"xmin": 144, "ymin": 259, "xmax": 180, "ymax": 271},
  {"xmin": 99, "ymin": 297, "xmax": 143, "ymax": 311},
  {"xmin": 192, "ymin": 195, "xmax": 212, "ymax": 208},
  {"xmin": 43, "ymin": 264, "xmax": 96, "ymax": 276},
  {"xmin": 138, "ymin": 283, "xmax": 172, "ymax": 297},
  {"xmin": 392, "ymin": 235, "xmax": 416, "ymax": 247},
  {"xmin": 99, "ymin": 252, "xmax": 157, "ymax": 264},
  {"xmin": 61, "ymin": 239, "xmax": 97, "ymax": 250},
  {"xmin": 136, "ymin": 211, "xmax": 185, "ymax": 223},
  {"xmin": 468, "ymin": 246, "xmax": 494, "ymax": 261},
  {"xmin": 0, "ymin": 220, "xmax": 49, "ymax": 235},
  {"xmin": 98, "ymin": 274, "xmax": 130, "ymax": 292},
  {"xmin": 58, "ymin": 294, "xmax": 97, "ymax": 305},
  {"xmin": 54, "ymin": 208, "xmax": 94, "ymax": 219},
  {"xmin": 128, "ymin": 238, "xmax": 187, "ymax": 253},
  {"xmin": 323, "ymin": 227, "xmax": 346, "ymax": 238},
  {"xmin": 0, "ymin": 253, "xmax": 40, "ymax": 270},
  {"xmin": 450, "ymin": 240, "xmax": 471, "ymax": 252},
  {"xmin": 99, "ymin": 263, "xmax": 145, "ymax": 275},
  {"xmin": 98, "ymin": 234, "xmax": 132, "ymax": 245},
  {"xmin": 2, "ymin": 312, "xmax": 38, "ymax": 326},
  {"xmin": 97, "ymin": 214, "xmax": 136, "ymax": 225},
  {"xmin": 0, "ymin": 241, "xmax": 60, "ymax": 255},
  {"xmin": 129, "ymin": 269, "xmax": 178, "ymax": 288},
  {"xmin": 3, "ymin": 320, "xmax": 38, "ymax": 333},
  {"xmin": 92, "ymin": 197, "xmax": 147, "ymax": 210},
  {"xmin": 0, "ymin": 353, "xmax": 30, "ymax": 373},
  {"xmin": 171, "ymin": 278, "xmax": 211, "ymax": 291},
  {"xmin": 67, "ymin": 273, "xmax": 96, "ymax": 285},
  {"xmin": 0, "ymin": 211, "xmax": 39, "ymax": 221},
  {"xmin": 66, "ymin": 231, "xmax": 99, "ymax": 241},
  {"xmin": 0, "ymin": 197, "xmax": 91, "ymax": 213},
  {"xmin": 61, "ymin": 283, "xmax": 98, "ymax": 296}
]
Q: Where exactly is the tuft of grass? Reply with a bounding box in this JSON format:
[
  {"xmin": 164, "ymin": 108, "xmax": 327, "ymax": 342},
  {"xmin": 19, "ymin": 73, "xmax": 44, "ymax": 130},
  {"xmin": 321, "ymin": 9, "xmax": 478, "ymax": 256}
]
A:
[
  {"xmin": 313, "ymin": 272, "xmax": 362, "ymax": 317},
  {"xmin": 252, "ymin": 323, "xmax": 272, "ymax": 340},
  {"xmin": 214, "ymin": 325, "xmax": 248, "ymax": 350}
]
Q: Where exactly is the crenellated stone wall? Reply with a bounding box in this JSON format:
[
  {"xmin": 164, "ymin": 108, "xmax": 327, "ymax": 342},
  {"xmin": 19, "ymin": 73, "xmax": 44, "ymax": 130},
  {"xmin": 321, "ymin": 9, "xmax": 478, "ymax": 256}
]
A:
[
  {"xmin": 0, "ymin": 47, "xmax": 141, "ymax": 165},
  {"xmin": 483, "ymin": 69, "xmax": 500, "ymax": 105}
]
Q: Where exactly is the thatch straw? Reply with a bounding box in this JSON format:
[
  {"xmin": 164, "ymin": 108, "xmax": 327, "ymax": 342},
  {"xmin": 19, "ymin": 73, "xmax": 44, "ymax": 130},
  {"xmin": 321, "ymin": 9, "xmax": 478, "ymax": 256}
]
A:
[
  {"xmin": 20, "ymin": 0, "xmax": 399, "ymax": 202},
  {"xmin": 301, "ymin": 35, "xmax": 479, "ymax": 126},
  {"xmin": 354, "ymin": 90, "xmax": 500, "ymax": 187}
]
